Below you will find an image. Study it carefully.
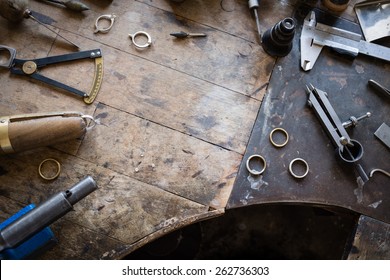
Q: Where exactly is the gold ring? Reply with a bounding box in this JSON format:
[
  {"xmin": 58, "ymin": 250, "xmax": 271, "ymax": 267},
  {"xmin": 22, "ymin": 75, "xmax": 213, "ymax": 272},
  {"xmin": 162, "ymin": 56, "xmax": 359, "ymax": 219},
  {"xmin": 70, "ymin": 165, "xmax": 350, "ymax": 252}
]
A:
[
  {"xmin": 288, "ymin": 158, "xmax": 309, "ymax": 179},
  {"xmin": 38, "ymin": 158, "xmax": 61, "ymax": 180},
  {"xmin": 246, "ymin": 154, "xmax": 266, "ymax": 176},
  {"xmin": 269, "ymin": 127, "xmax": 289, "ymax": 148}
]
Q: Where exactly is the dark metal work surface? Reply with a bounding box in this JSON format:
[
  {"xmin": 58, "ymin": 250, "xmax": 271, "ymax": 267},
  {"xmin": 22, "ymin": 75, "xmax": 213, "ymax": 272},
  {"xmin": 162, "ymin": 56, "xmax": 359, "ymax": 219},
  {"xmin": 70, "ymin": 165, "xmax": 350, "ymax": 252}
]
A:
[
  {"xmin": 345, "ymin": 215, "xmax": 390, "ymax": 260},
  {"xmin": 228, "ymin": 6, "xmax": 390, "ymax": 223}
]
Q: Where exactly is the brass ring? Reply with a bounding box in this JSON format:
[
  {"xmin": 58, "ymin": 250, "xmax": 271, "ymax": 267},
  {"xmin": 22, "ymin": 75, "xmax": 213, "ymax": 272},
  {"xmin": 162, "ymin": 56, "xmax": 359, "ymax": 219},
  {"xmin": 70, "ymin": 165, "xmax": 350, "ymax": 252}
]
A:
[
  {"xmin": 289, "ymin": 158, "xmax": 309, "ymax": 179},
  {"xmin": 38, "ymin": 158, "xmax": 61, "ymax": 180},
  {"xmin": 129, "ymin": 31, "xmax": 152, "ymax": 49},
  {"xmin": 246, "ymin": 154, "xmax": 266, "ymax": 176},
  {"xmin": 269, "ymin": 127, "xmax": 289, "ymax": 148}
]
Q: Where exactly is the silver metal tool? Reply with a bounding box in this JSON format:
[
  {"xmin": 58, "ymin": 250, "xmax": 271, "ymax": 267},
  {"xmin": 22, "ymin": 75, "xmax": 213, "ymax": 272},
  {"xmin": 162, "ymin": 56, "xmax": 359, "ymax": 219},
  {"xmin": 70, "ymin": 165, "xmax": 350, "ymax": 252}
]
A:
[
  {"xmin": 369, "ymin": 79, "xmax": 390, "ymax": 98},
  {"xmin": 355, "ymin": 0, "xmax": 390, "ymax": 42},
  {"xmin": 0, "ymin": 176, "xmax": 97, "ymax": 252},
  {"xmin": 170, "ymin": 31, "xmax": 207, "ymax": 38},
  {"xmin": 300, "ymin": 11, "xmax": 390, "ymax": 71},
  {"xmin": 248, "ymin": 0, "xmax": 262, "ymax": 41},
  {"xmin": 306, "ymin": 84, "xmax": 371, "ymax": 183},
  {"xmin": 374, "ymin": 123, "xmax": 390, "ymax": 149}
]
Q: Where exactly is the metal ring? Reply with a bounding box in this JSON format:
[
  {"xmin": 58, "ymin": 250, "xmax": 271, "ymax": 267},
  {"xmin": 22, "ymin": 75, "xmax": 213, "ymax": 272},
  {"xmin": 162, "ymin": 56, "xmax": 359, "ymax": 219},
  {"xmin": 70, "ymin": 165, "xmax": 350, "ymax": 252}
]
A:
[
  {"xmin": 288, "ymin": 158, "xmax": 309, "ymax": 179},
  {"xmin": 38, "ymin": 158, "xmax": 61, "ymax": 180},
  {"xmin": 129, "ymin": 31, "xmax": 152, "ymax": 49},
  {"xmin": 269, "ymin": 127, "xmax": 289, "ymax": 148},
  {"xmin": 94, "ymin": 14, "xmax": 116, "ymax": 34},
  {"xmin": 246, "ymin": 154, "xmax": 266, "ymax": 176},
  {"xmin": 81, "ymin": 115, "xmax": 96, "ymax": 131}
]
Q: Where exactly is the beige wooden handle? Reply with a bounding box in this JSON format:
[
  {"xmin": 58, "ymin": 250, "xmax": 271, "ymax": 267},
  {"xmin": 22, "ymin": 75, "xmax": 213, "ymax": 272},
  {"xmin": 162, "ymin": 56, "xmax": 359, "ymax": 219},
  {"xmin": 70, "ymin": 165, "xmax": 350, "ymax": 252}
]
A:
[{"xmin": 0, "ymin": 113, "xmax": 87, "ymax": 154}]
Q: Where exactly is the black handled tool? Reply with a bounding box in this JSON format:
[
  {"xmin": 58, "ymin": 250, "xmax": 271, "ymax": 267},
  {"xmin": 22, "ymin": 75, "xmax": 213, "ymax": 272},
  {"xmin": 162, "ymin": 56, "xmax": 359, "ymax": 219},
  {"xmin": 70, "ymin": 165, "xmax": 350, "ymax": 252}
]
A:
[{"xmin": 0, "ymin": 45, "xmax": 103, "ymax": 104}]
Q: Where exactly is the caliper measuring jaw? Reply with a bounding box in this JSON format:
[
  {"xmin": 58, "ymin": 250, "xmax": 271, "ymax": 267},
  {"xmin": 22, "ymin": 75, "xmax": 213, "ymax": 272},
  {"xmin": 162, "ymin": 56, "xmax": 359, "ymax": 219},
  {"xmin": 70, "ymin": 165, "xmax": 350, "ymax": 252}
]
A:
[{"xmin": 300, "ymin": 11, "xmax": 390, "ymax": 71}]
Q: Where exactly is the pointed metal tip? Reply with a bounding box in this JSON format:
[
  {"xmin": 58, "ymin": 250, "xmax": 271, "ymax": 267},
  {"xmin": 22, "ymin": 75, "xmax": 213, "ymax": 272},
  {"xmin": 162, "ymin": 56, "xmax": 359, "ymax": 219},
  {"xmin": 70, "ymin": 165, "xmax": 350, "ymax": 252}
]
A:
[{"xmin": 170, "ymin": 31, "xmax": 188, "ymax": 38}]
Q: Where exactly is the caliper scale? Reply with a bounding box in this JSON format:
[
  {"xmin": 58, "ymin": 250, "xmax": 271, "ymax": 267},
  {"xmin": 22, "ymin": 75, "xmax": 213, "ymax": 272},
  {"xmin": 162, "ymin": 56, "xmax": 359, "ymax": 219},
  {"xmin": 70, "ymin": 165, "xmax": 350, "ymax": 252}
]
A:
[
  {"xmin": 306, "ymin": 84, "xmax": 371, "ymax": 183},
  {"xmin": 0, "ymin": 45, "xmax": 103, "ymax": 104}
]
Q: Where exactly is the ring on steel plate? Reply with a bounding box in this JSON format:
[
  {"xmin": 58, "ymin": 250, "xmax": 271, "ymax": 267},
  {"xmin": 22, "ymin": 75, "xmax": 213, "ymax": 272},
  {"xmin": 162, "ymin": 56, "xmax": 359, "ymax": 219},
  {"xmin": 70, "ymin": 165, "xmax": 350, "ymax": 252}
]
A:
[
  {"xmin": 288, "ymin": 158, "xmax": 309, "ymax": 179},
  {"xmin": 269, "ymin": 127, "xmax": 289, "ymax": 148},
  {"xmin": 246, "ymin": 154, "xmax": 266, "ymax": 176}
]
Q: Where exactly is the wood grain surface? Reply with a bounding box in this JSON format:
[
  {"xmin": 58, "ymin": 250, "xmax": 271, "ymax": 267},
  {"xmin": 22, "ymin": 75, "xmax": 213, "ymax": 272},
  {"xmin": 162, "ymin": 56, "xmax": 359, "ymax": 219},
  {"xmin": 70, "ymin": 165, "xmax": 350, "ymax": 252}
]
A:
[{"xmin": 1, "ymin": 0, "xmax": 385, "ymax": 259}]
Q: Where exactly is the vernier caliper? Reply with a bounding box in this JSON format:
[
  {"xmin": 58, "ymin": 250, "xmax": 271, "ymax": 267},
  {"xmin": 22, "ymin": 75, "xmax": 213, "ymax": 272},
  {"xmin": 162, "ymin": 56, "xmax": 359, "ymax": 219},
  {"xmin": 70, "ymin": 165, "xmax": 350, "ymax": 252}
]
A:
[
  {"xmin": 300, "ymin": 11, "xmax": 390, "ymax": 71},
  {"xmin": 306, "ymin": 84, "xmax": 371, "ymax": 183}
]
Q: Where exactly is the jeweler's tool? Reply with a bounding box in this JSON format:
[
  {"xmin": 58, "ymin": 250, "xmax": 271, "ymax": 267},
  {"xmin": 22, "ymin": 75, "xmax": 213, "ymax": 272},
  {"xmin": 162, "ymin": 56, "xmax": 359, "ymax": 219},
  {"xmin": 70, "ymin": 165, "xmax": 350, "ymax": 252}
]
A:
[
  {"xmin": 0, "ymin": 0, "xmax": 79, "ymax": 48},
  {"xmin": 0, "ymin": 176, "xmax": 98, "ymax": 255},
  {"xmin": 248, "ymin": 0, "xmax": 262, "ymax": 42},
  {"xmin": 0, "ymin": 112, "xmax": 95, "ymax": 154},
  {"xmin": 170, "ymin": 31, "xmax": 207, "ymax": 38},
  {"xmin": 368, "ymin": 79, "xmax": 390, "ymax": 99},
  {"xmin": 306, "ymin": 84, "xmax": 371, "ymax": 183},
  {"xmin": 35, "ymin": 0, "xmax": 90, "ymax": 12},
  {"xmin": 0, "ymin": 45, "xmax": 103, "ymax": 104},
  {"xmin": 374, "ymin": 123, "xmax": 390, "ymax": 149},
  {"xmin": 300, "ymin": 11, "xmax": 390, "ymax": 71}
]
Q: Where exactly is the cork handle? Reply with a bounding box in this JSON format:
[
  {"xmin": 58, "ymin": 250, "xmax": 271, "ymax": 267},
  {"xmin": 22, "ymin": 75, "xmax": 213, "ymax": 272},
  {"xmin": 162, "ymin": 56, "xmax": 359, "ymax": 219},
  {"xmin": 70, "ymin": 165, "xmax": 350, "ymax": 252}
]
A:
[{"xmin": 1, "ymin": 116, "xmax": 87, "ymax": 154}]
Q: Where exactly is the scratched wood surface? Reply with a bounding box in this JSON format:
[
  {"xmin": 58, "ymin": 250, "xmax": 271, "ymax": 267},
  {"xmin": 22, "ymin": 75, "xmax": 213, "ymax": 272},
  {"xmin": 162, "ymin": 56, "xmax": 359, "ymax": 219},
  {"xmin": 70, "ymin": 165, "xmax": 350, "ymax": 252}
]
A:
[{"xmin": 0, "ymin": 0, "xmax": 297, "ymax": 259}]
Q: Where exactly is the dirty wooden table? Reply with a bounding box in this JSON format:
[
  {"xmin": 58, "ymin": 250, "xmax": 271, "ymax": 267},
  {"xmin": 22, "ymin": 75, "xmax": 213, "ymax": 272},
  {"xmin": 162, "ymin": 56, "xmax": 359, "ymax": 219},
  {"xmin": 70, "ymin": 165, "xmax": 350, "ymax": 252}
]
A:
[{"xmin": 0, "ymin": 0, "xmax": 388, "ymax": 259}]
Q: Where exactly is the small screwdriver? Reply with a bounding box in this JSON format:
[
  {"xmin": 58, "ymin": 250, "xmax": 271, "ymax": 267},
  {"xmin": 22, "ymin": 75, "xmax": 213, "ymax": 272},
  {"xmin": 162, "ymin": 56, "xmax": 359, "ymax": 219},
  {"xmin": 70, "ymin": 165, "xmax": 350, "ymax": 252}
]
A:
[
  {"xmin": 248, "ymin": 0, "xmax": 262, "ymax": 42},
  {"xmin": 170, "ymin": 31, "xmax": 207, "ymax": 39}
]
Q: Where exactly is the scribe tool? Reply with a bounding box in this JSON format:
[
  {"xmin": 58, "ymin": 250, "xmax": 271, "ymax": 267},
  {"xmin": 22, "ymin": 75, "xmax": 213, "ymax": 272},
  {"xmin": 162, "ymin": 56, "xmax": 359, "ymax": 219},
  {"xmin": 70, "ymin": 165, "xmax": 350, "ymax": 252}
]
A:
[
  {"xmin": 248, "ymin": 0, "xmax": 262, "ymax": 42},
  {"xmin": 306, "ymin": 84, "xmax": 371, "ymax": 183},
  {"xmin": 170, "ymin": 31, "xmax": 207, "ymax": 38}
]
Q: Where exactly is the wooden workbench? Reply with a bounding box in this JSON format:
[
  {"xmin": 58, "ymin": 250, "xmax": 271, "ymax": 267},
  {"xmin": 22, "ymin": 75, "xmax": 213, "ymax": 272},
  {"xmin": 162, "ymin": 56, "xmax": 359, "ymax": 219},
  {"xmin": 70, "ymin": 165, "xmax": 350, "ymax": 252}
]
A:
[{"xmin": 0, "ymin": 0, "xmax": 388, "ymax": 259}]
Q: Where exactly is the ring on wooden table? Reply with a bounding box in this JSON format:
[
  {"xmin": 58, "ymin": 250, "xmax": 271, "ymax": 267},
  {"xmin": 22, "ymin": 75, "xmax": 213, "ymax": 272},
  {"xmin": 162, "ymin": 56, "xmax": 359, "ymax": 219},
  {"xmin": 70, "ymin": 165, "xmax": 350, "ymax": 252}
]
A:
[
  {"xmin": 94, "ymin": 14, "xmax": 117, "ymax": 34},
  {"xmin": 39, "ymin": 158, "xmax": 61, "ymax": 180},
  {"xmin": 129, "ymin": 31, "xmax": 152, "ymax": 49}
]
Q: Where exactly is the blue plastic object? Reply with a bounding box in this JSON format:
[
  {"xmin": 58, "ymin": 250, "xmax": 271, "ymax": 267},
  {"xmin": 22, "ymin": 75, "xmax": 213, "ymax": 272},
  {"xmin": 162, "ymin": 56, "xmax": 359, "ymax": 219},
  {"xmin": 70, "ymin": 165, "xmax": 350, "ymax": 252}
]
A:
[{"xmin": 0, "ymin": 204, "xmax": 57, "ymax": 260}]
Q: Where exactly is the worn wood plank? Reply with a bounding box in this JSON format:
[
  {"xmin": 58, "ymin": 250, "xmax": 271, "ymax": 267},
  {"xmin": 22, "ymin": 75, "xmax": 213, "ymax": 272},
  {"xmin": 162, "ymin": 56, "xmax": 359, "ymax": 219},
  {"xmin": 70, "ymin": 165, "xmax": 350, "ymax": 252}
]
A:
[
  {"xmin": 0, "ymin": 147, "xmax": 211, "ymax": 258},
  {"xmin": 26, "ymin": 0, "xmax": 276, "ymax": 98},
  {"xmin": 68, "ymin": 40, "xmax": 258, "ymax": 153},
  {"xmin": 77, "ymin": 104, "xmax": 241, "ymax": 208}
]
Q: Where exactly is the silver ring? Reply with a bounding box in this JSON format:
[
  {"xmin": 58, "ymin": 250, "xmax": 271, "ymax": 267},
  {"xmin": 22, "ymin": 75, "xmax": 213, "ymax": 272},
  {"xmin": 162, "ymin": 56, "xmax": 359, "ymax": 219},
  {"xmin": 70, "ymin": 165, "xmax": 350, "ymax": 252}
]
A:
[
  {"xmin": 94, "ymin": 14, "xmax": 116, "ymax": 34},
  {"xmin": 129, "ymin": 31, "xmax": 152, "ymax": 49},
  {"xmin": 289, "ymin": 158, "xmax": 309, "ymax": 179},
  {"xmin": 246, "ymin": 154, "xmax": 266, "ymax": 176},
  {"xmin": 269, "ymin": 127, "xmax": 289, "ymax": 148},
  {"xmin": 81, "ymin": 115, "xmax": 96, "ymax": 131}
]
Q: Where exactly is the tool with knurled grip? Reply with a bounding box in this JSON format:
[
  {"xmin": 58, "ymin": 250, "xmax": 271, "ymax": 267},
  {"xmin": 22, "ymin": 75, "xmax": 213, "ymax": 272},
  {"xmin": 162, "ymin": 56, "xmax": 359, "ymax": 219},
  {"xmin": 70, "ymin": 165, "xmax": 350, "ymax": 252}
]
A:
[
  {"xmin": 306, "ymin": 84, "xmax": 371, "ymax": 184},
  {"xmin": 0, "ymin": 45, "xmax": 103, "ymax": 104}
]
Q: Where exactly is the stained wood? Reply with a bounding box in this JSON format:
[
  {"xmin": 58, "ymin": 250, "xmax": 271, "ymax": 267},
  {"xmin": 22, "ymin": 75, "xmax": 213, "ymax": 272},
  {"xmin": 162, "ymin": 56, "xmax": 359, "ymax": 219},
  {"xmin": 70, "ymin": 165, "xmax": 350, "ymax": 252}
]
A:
[{"xmin": 0, "ymin": 0, "xmax": 273, "ymax": 259}]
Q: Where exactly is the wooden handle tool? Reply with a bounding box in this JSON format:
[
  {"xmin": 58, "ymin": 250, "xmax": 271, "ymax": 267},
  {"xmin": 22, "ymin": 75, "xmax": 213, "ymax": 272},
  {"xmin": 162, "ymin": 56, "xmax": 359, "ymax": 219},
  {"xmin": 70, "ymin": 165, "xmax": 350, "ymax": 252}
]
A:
[{"xmin": 0, "ymin": 112, "xmax": 93, "ymax": 154}]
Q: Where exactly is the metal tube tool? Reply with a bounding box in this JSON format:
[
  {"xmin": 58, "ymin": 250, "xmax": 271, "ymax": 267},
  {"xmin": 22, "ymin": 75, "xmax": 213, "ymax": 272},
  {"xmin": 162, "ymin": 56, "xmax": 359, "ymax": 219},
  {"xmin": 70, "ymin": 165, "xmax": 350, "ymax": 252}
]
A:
[
  {"xmin": 0, "ymin": 176, "xmax": 98, "ymax": 253},
  {"xmin": 300, "ymin": 11, "xmax": 390, "ymax": 71},
  {"xmin": 248, "ymin": 0, "xmax": 262, "ymax": 42},
  {"xmin": 306, "ymin": 84, "xmax": 371, "ymax": 183}
]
